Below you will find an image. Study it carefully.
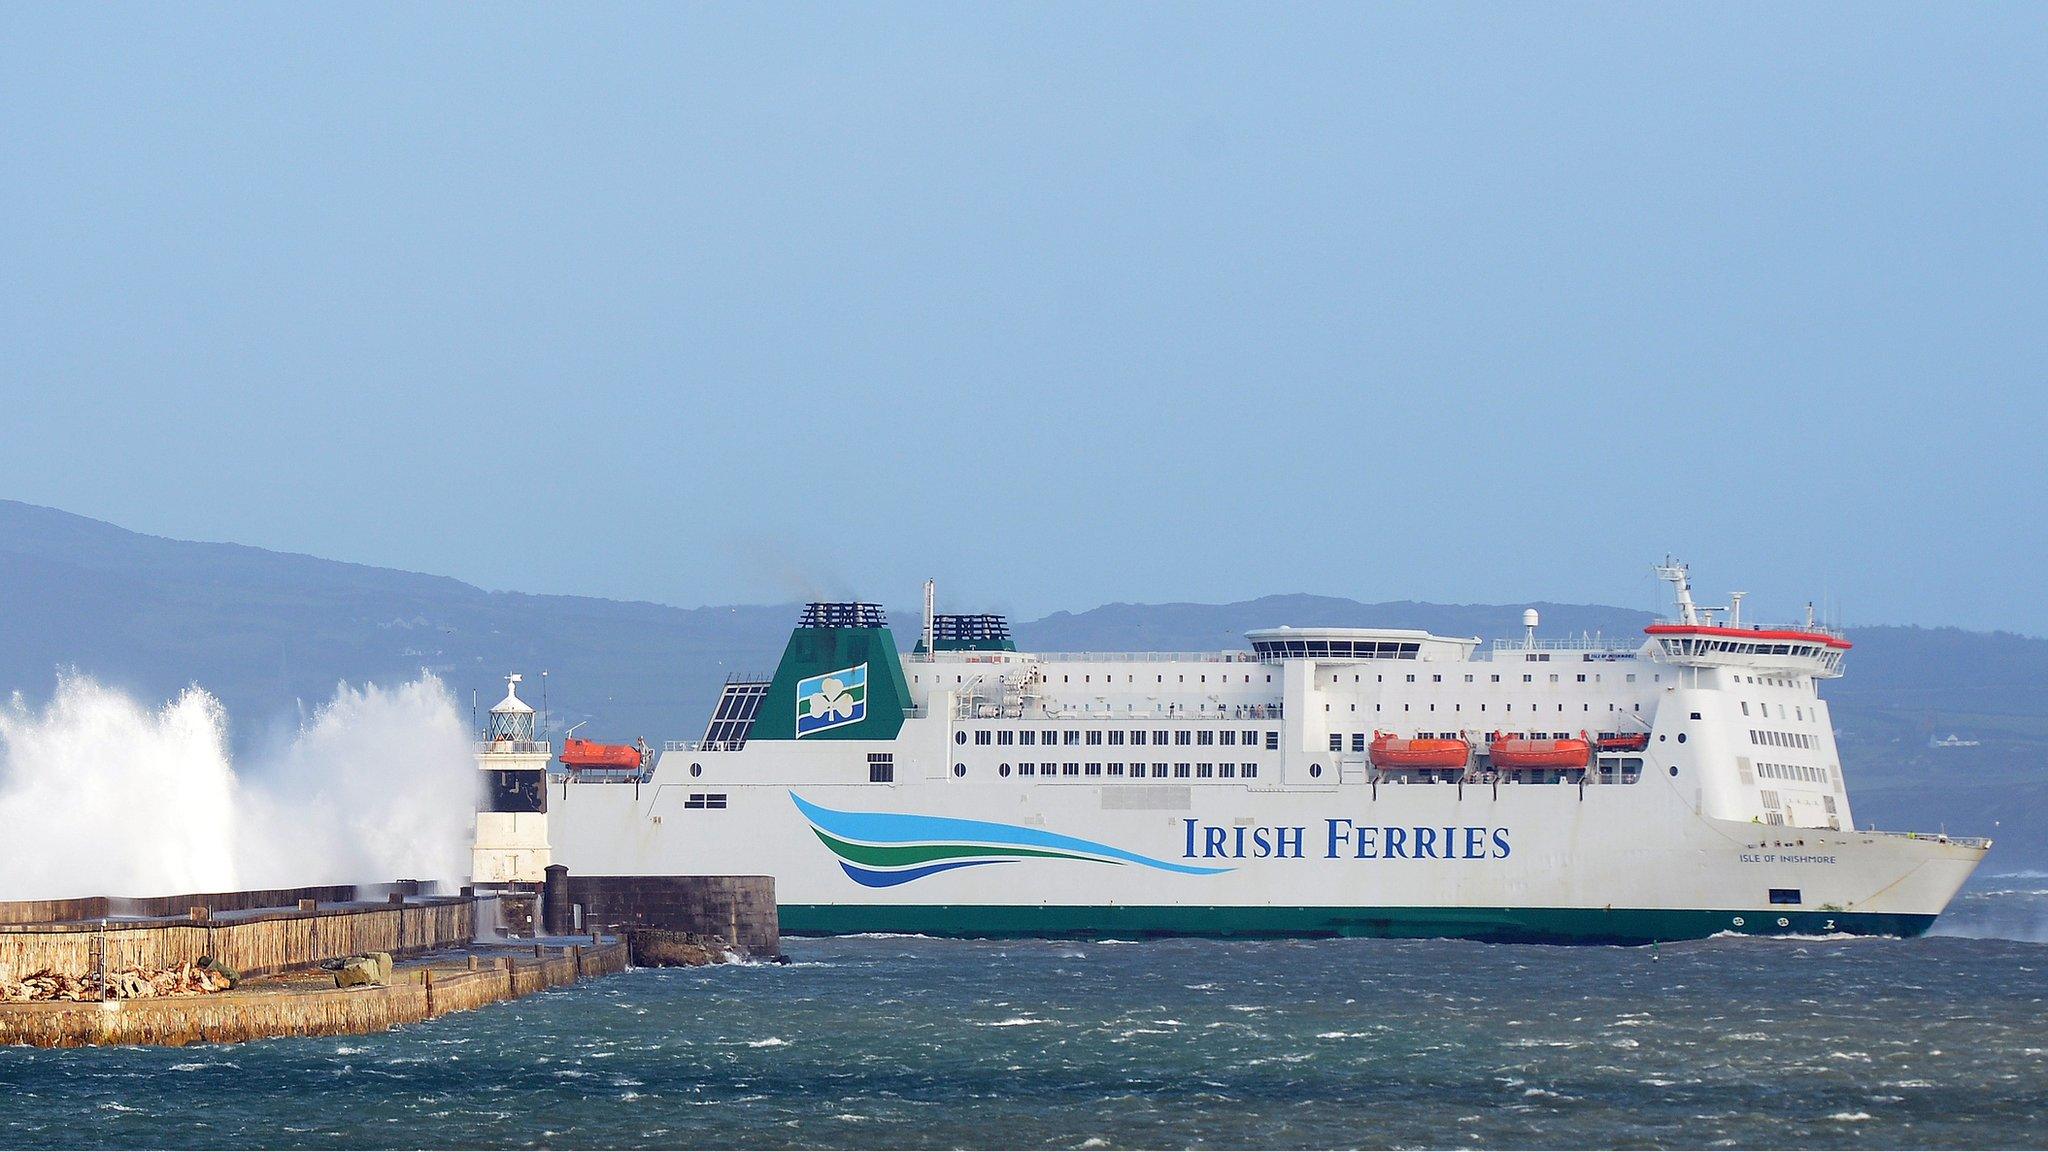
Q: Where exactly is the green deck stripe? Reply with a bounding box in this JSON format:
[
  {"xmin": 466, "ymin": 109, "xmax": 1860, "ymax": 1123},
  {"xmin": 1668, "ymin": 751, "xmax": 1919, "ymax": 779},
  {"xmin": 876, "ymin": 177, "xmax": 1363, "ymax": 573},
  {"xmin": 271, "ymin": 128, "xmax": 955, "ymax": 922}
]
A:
[{"xmin": 809, "ymin": 828, "xmax": 1101, "ymax": 868}]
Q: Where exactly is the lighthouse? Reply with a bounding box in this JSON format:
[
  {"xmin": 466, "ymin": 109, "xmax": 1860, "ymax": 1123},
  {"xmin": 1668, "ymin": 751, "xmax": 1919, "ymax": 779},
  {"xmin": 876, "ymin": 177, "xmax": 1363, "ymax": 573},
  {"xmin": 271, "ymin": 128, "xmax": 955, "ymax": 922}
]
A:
[{"xmin": 471, "ymin": 673, "xmax": 552, "ymax": 886}]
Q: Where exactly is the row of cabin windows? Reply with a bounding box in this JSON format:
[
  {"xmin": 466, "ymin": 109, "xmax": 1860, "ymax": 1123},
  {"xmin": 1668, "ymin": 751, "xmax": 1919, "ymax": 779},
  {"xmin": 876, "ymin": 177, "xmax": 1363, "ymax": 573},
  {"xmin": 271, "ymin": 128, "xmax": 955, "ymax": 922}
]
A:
[
  {"xmin": 1739, "ymin": 674, "xmax": 1810, "ymax": 689},
  {"xmin": 963, "ymin": 729, "xmax": 1281, "ymax": 750},
  {"xmin": 918, "ymin": 672, "xmax": 1274, "ymax": 685},
  {"xmin": 1327, "ymin": 702, "xmax": 1644, "ymax": 714},
  {"xmin": 1364, "ymin": 672, "xmax": 1652, "ymax": 685},
  {"xmin": 1335, "ymin": 672, "xmax": 1654, "ymax": 680},
  {"xmin": 1741, "ymin": 700, "xmax": 1813, "ymax": 722},
  {"xmin": 1757, "ymin": 760, "xmax": 1830, "ymax": 784},
  {"xmin": 1749, "ymin": 729, "xmax": 1818, "ymax": 751},
  {"xmin": 999, "ymin": 762, "xmax": 1259, "ymax": 780}
]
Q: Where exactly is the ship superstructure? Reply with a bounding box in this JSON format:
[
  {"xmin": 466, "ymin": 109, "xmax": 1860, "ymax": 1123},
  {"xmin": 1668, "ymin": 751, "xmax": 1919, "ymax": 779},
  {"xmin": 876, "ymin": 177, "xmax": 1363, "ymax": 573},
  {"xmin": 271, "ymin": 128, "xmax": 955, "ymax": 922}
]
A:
[{"xmin": 474, "ymin": 564, "xmax": 1988, "ymax": 943}]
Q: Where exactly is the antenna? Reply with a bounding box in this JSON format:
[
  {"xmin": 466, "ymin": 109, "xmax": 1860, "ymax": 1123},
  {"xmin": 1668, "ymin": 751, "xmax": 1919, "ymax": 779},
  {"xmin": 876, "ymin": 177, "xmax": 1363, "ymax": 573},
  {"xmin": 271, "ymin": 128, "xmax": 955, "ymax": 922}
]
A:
[
  {"xmin": 1729, "ymin": 591, "xmax": 1746, "ymax": 627},
  {"xmin": 923, "ymin": 578, "xmax": 936, "ymax": 660},
  {"xmin": 1653, "ymin": 557, "xmax": 1699, "ymax": 625},
  {"xmin": 471, "ymin": 689, "xmax": 477, "ymax": 737},
  {"xmin": 541, "ymin": 670, "xmax": 549, "ymax": 736}
]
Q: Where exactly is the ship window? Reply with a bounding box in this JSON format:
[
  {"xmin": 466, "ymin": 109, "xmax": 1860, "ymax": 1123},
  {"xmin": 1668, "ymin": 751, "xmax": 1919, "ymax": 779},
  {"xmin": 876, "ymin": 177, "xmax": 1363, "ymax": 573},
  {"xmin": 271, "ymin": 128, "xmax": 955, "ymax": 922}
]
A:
[
  {"xmin": 1220, "ymin": 730, "xmax": 1237, "ymax": 746},
  {"xmin": 1019, "ymin": 731, "xmax": 1036, "ymax": 746},
  {"xmin": 1130, "ymin": 730, "xmax": 1147, "ymax": 746},
  {"xmin": 1175, "ymin": 731, "xmax": 1192, "ymax": 746},
  {"xmin": 1195, "ymin": 763, "xmax": 1213, "ymax": 777},
  {"xmin": 1108, "ymin": 763, "xmax": 1124, "ymax": 775},
  {"xmin": 1329, "ymin": 733, "xmax": 1343, "ymax": 752},
  {"xmin": 955, "ymin": 731, "xmax": 967, "ymax": 745},
  {"xmin": 1690, "ymin": 712, "xmax": 1702, "ymax": 720},
  {"xmin": 999, "ymin": 763, "xmax": 1011, "ymax": 777},
  {"xmin": 1523, "ymin": 675, "xmax": 1533, "ymax": 683},
  {"xmin": 1087, "ymin": 730, "xmax": 1103, "ymax": 745},
  {"xmin": 868, "ymin": 753, "xmax": 894, "ymax": 783},
  {"xmin": 1198, "ymin": 730, "xmax": 1214, "ymax": 746},
  {"xmin": 1405, "ymin": 674, "xmax": 1416, "ymax": 683},
  {"xmin": 953, "ymin": 763, "xmax": 966, "ymax": 778},
  {"xmin": 1153, "ymin": 763, "xmax": 1169, "ymax": 778},
  {"xmin": 1677, "ymin": 734, "xmax": 1687, "ymax": 743},
  {"xmin": 1109, "ymin": 730, "xmax": 1125, "ymax": 746},
  {"xmin": 1156, "ymin": 730, "xmax": 1170, "ymax": 744},
  {"xmin": 1351, "ymin": 733, "xmax": 1366, "ymax": 752},
  {"xmin": 1085, "ymin": 762, "xmax": 1102, "ymax": 776},
  {"xmin": 1769, "ymin": 888, "xmax": 1801, "ymax": 905},
  {"xmin": 1064, "ymin": 730, "xmax": 1081, "ymax": 746},
  {"xmin": 1018, "ymin": 763, "xmax": 1034, "ymax": 776},
  {"xmin": 1174, "ymin": 763, "xmax": 1191, "ymax": 778},
  {"xmin": 997, "ymin": 730, "xmax": 1013, "ymax": 746},
  {"xmin": 1266, "ymin": 731, "xmax": 1279, "ymax": 750},
  {"xmin": 1576, "ymin": 674, "xmax": 1586, "ymax": 682},
  {"xmin": 1309, "ymin": 763, "xmax": 1323, "ymax": 779},
  {"xmin": 1064, "ymin": 763, "xmax": 1080, "ymax": 776},
  {"xmin": 1244, "ymin": 764, "xmax": 1260, "ymax": 778}
]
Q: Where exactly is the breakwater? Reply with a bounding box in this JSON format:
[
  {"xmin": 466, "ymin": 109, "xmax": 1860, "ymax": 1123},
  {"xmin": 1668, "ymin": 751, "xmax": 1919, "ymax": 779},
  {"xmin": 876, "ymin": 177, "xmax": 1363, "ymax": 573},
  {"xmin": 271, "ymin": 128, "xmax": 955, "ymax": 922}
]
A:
[
  {"xmin": 0, "ymin": 882, "xmax": 630, "ymax": 1047},
  {"xmin": 0, "ymin": 939, "xmax": 628, "ymax": 1047}
]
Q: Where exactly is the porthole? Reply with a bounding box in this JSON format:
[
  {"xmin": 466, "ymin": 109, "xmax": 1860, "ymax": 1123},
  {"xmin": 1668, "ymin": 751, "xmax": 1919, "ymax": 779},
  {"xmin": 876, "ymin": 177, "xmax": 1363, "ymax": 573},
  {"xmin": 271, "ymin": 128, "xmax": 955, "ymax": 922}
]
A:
[
  {"xmin": 1309, "ymin": 763, "xmax": 1323, "ymax": 779},
  {"xmin": 1732, "ymin": 916, "xmax": 1745, "ymax": 928},
  {"xmin": 954, "ymin": 731, "xmax": 966, "ymax": 745},
  {"xmin": 1668, "ymin": 765, "xmax": 1679, "ymax": 777},
  {"xmin": 691, "ymin": 763, "xmax": 703, "ymax": 778},
  {"xmin": 999, "ymin": 763, "xmax": 1011, "ymax": 777},
  {"xmin": 1776, "ymin": 917, "xmax": 1790, "ymax": 928},
  {"xmin": 1658, "ymin": 734, "xmax": 1667, "ymax": 743},
  {"xmin": 1677, "ymin": 733, "xmax": 1688, "ymax": 744},
  {"xmin": 953, "ymin": 763, "xmax": 966, "ymax": 778}
]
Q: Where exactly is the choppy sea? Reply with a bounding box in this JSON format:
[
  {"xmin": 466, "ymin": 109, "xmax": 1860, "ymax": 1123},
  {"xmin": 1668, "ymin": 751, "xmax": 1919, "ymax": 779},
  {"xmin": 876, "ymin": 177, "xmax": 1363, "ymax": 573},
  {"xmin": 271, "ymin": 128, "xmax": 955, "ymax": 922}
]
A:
[{"xmin": 6, "ymin": 885, "xmax": 2046, "ymax": 1150}]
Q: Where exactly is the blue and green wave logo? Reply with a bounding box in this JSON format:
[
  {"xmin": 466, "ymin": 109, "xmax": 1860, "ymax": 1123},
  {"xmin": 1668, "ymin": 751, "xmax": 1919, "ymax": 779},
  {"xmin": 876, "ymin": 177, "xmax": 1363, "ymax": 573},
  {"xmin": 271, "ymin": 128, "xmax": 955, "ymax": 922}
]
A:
[{"xmin": 790, "ymin": 792, "xmax": 1232, "ymax": 888}]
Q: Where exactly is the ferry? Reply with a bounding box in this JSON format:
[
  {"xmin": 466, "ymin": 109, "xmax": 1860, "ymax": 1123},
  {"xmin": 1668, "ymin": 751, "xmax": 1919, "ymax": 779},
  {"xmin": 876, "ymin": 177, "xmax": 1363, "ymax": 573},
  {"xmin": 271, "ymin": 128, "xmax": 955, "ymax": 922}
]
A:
[{"xmin": 472, "ymin": 563, "xmax": 1990, "ymax": 943}]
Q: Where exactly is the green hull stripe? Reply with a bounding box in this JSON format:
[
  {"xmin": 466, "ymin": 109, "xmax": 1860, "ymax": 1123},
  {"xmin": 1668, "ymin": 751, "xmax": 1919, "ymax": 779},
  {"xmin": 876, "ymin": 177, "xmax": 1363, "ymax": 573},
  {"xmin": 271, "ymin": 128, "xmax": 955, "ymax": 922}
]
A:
[
  {"xmin": 809, "ymin": 829, "xmax": 1101, "ymax": 869},
  {"xmin": 778, "ymin": 903, "xmax": 1938, "ymax": 945}
]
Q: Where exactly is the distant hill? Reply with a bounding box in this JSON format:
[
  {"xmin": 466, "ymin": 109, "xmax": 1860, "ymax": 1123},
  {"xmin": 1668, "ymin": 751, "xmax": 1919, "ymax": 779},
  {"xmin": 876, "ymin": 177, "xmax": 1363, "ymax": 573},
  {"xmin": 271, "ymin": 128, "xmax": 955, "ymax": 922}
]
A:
[{"xmin": 2, "ymin": 499, "xmax": 2043, "ymax": 871}]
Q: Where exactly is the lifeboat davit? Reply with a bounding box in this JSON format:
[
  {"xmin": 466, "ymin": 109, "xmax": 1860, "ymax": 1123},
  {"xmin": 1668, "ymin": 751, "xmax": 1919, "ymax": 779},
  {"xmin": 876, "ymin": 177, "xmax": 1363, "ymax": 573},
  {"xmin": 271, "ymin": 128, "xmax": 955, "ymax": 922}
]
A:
[
  {"xmin": 1596, "ymin": 732, "xmax": 1650, "ymax": 753},
  {"xmin": 1488, "ymin": 733, "xmax": 1592, "ymax": 770},
  {"xmin": 1368, "ymin": 732, "xmax": 1471, "ymax": 770},
  {"xmin": 559, "ymin": 737, "xmax": 644, "ymax": 770}
]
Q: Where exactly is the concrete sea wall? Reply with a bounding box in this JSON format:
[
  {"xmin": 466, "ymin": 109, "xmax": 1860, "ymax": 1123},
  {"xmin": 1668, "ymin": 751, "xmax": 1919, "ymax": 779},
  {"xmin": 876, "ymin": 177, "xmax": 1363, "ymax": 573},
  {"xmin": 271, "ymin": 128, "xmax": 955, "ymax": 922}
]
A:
[
  {"xmin": 0, "ymin": 899, "xmax": 475, "ymax": 979},
  {"xmin": 0, "ymin": 941, "xmax": 629, "ymax": 1047}
]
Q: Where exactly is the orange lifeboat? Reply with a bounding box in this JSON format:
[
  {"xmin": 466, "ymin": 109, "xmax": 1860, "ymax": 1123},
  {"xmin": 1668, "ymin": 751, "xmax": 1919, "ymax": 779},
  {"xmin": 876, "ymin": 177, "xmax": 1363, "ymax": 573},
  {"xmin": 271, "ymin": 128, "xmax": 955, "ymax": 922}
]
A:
[
  {"xmin": 1595, "ymin": 731, "xmax": 1650, "ymax": 753},
  {"xmin": 560, "ymin": 737, "xmax": 644, "ymax": 770},
  {"xmin": 1488, "ymin": 732, "xmax": 1592, "ymax": 770},
  {"xmin": 1368, "ymin": 732, "xmax": 1471, "ymax": 770}
]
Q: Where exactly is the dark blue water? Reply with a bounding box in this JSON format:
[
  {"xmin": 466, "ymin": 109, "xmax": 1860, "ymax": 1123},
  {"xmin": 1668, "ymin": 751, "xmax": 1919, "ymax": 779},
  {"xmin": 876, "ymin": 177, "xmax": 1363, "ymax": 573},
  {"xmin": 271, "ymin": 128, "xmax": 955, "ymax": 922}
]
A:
[{"xmin": 6, "ymin": 888, "xmax": 2046, "ymax": 1150}]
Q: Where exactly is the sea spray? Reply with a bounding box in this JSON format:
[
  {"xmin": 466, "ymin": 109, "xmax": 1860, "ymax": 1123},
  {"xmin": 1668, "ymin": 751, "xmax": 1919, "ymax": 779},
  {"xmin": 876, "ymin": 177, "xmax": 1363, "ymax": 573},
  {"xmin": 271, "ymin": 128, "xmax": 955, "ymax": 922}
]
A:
[{"xmin": 0, "ymin": 672, "xmax": 478, "ymax": 899}]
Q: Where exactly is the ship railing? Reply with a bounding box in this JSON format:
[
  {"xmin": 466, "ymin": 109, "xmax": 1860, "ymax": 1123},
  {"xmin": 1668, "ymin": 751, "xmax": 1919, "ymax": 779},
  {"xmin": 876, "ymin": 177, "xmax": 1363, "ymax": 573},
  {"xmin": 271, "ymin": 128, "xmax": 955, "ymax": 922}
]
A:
[
  {"xmin": 662, "ymin": 739, "xmax": 747, "ymax": 753},
  {"xmin": 1491, "ymin": 637, "xmax": 1639, "ymax": 653},
  {"xmin": 1017, "ymin": 651, "xmax": 1263, "ymax": 664},
  {"xmin": 1860, "ymin": 829, "xmax": 1993, "ymax": 849},
  {"xmin": 475, "ymin": 740, "xmax": 552, "ymax": 755}
]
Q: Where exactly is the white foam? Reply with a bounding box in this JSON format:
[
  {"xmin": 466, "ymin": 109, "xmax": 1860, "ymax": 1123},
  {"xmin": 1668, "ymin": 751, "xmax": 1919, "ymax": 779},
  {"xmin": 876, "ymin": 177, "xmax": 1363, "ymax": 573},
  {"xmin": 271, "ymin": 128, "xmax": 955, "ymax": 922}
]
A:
[{"xmin": 0, "ymin": 672, "xmax": 477, "ymax": 897}]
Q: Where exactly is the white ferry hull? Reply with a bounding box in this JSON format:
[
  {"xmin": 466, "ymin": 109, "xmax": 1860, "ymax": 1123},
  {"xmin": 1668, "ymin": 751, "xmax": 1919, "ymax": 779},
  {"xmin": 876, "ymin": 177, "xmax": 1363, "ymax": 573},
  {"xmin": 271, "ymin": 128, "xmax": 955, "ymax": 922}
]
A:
[{"xmin": 540, "ymin": 770, "xmax": 1981, "ymax": 943}]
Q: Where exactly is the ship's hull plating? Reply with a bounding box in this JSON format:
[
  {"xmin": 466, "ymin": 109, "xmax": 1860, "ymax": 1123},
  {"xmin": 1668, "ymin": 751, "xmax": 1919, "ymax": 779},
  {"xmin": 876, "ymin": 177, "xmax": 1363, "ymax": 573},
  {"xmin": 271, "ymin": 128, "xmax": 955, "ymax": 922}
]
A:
[{"xmin": 540, "ymin": 768, "xmax": 1984, "ymax": 945}]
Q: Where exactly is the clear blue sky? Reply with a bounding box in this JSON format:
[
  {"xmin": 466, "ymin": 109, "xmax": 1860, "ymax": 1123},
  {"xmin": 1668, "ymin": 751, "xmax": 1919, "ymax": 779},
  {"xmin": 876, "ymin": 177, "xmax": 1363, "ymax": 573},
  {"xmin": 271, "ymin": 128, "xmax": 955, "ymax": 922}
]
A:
[{"xmin": 3, "ymin": 5, "xmax": 2043, "ymax": 633}]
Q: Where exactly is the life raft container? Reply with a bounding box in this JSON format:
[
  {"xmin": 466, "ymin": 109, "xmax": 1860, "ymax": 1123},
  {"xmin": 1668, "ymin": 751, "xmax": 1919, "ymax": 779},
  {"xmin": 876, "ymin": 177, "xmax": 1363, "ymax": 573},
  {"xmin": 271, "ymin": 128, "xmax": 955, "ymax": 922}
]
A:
[
  {"xmin": 560, "ymin": 737, "xmax": 644, "ymax": 770},
  {"xmin": 1487, "ymin": 733, "xmax": 1592, "ymax": 770},
  {"xmin": 1367, "ymin": 732, "xmax": 1471, "ymax": 769}
]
